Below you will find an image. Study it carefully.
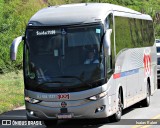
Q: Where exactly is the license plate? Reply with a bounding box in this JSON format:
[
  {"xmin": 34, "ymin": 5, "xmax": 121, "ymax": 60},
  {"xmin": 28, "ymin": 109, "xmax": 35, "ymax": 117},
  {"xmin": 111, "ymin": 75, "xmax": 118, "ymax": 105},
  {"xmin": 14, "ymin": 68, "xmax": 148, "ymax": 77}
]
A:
[{"xmin": 57, "ymin": 113, "xmax": 73, "ymax": 119}]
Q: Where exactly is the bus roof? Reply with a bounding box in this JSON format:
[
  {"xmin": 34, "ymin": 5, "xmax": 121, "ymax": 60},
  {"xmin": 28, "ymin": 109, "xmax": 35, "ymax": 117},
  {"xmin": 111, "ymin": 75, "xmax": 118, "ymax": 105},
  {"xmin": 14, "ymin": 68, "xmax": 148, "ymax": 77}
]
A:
[{"xmin": 28, "ymin": 3, "xmax": 152, "ymax": 26}]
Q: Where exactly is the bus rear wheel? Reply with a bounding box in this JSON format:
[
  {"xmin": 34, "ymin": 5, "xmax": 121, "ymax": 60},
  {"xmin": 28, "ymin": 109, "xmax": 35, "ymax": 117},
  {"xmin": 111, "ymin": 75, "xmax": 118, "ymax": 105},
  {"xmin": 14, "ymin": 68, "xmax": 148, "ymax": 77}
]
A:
[
  {"xmin": 141, "ymin": 83, "xmax": 150, "ymax": 107},
  {"xmin": 109, "ymin": 92, "xmax": 122, "ymax": 122}
]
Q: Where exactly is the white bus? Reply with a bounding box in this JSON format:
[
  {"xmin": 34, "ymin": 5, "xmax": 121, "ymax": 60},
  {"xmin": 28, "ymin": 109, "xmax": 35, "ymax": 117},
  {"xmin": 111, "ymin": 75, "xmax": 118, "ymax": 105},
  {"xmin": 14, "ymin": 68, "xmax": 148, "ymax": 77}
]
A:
[{"xmin": 10, "ymin": 3, "xmax": 157, "ymax": 126}]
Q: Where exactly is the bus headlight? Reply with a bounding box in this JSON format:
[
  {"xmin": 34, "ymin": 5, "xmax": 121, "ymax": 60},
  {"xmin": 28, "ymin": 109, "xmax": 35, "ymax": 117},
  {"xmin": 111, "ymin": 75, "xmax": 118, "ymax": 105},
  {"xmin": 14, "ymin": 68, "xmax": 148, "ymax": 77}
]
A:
[
  {"xmin": 88, "ymin": 92, "xmax": 107, "ymax": 101},
  {"xmin": 25, "ymin": 97, "xmax": 41, "ymax": 104}
]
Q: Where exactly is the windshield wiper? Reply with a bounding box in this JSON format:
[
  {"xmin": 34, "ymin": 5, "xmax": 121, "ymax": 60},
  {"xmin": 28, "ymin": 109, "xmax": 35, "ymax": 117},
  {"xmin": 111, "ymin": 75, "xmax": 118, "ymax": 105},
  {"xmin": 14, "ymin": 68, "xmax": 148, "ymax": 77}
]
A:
[
  {"xmin": 38, "ymin": 80, "xmax": 71, "ymax": 85},
  {"xmin": 37, "ymin": 76, "xmax": 92, "ymax": 87},
  {"xmin": 56, "ymin": 76, "xmax": 92, "ymax": 87}
]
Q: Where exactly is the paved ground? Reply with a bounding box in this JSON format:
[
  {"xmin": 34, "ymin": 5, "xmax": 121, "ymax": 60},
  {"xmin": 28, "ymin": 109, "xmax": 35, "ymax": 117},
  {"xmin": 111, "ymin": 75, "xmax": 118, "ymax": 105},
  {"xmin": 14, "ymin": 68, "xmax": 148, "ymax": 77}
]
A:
[{"xmin": 0, "ymin": 89, "xmax": 160, "ymax": 128}]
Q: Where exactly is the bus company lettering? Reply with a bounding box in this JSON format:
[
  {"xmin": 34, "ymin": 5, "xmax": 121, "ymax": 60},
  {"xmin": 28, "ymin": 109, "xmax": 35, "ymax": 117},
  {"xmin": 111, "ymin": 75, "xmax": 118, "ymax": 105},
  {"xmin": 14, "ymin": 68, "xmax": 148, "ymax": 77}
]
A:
[
  {"xmin": 58, "ymin": 94, "xmax": 70, "ymax": 99},
  {"xmin": 36, "ymin": 30, "xmax": 56, "ymax": 35},
  {"xmin": 37, "ymin": 94, "xmax": 56, "ymax": 99},
  {"xmin": 143, "ymin": 50, "xmax": 151, "ymax": 76}
]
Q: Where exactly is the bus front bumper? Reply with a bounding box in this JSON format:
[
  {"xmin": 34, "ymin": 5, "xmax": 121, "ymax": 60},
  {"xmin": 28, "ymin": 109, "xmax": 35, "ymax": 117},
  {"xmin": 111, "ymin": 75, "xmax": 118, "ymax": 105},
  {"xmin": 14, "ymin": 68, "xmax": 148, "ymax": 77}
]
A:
[{"xmin": 25, "ymin": 97, "xmax": 113, "ymax": 120}]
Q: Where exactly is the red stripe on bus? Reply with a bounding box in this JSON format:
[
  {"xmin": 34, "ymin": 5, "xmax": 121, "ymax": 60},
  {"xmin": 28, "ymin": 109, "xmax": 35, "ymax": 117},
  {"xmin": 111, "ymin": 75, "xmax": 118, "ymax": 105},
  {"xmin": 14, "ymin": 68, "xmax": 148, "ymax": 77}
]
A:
[{"xmin": 113, "ymin": 73, "xmax": 120, "ymax": 79}]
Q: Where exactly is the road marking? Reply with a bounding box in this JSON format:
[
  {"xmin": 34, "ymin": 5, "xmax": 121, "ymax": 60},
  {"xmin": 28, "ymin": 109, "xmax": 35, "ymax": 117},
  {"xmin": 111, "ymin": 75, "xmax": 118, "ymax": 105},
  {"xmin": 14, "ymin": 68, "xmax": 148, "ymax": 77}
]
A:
[
  {"xmin": 132, "ymin": 124, "xmax": 143, "ymax": 128},
  {"xmin": 139, "ymin": 114, "xmax": 160, "ymax": 128},
  {"xmin": 131, "ymin": 114, "xmax": 160, "ymax": 128}
]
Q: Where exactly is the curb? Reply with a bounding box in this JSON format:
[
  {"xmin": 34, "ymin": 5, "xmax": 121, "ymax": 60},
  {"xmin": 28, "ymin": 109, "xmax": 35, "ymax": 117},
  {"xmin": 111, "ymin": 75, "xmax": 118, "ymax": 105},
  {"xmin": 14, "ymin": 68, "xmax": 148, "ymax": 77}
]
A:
[{"xmin": 13, "ymin": 105, "xmax": 25, "ymax": 110}]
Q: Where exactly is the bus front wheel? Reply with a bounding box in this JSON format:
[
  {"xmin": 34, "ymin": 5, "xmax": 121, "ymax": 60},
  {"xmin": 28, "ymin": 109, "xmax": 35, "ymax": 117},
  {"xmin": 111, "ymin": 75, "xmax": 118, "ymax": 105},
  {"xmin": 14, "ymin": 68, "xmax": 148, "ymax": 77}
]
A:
[
  {"xmin": 141, "ymin": 83, "xmax": 150, "ymax": 107},
  {"xmin": 109, "ymin": 92, "xmax": 122, "ymax": 122}
]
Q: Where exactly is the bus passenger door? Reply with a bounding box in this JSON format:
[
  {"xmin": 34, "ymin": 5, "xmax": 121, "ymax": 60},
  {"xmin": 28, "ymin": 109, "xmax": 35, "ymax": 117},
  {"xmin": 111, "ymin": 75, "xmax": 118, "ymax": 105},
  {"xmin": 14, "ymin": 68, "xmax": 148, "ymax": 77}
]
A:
[
  {"xmin": 104, "ymin": 14, "xmax": 115, "ymax": 81},
  {"xmin": 103, "ymin": 14, "xmax": 117, "ymax": 111}
]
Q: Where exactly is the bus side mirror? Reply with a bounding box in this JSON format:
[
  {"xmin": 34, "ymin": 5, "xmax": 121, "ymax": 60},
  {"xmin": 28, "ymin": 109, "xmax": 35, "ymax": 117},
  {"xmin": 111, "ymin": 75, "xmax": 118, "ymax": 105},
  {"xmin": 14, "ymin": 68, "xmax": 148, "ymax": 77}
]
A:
[
  {"xmin": 103, "ymin": 29, "xmax": 112, "ymax": 56},
  {"xmin": 10, "ymin": 36, "xmax": 24, "ymax": 61}
]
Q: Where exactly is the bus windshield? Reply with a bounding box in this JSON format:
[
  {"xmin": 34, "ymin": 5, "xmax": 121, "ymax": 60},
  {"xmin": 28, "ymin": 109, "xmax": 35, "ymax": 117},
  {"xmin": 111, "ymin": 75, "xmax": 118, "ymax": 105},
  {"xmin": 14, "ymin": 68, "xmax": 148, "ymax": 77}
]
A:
[{"xmin": 25, "ymin": 24, "xmax": 104, "ymax": 92}]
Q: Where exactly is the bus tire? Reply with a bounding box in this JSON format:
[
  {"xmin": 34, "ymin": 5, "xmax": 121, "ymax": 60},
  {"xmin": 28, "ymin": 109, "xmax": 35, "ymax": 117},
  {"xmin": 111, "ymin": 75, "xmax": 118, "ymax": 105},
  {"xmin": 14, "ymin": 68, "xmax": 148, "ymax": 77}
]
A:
[
  {"xmin": 141, "ymin": 83, "xmax": 150, "ymax": 107},
  {"xmin": 109, "ymin": 91, "xmax": 122, "ymax": 122},
  {"xmin": 26, "ymin": 115, "xmax": 37, "ymax": 121},
  {"xmin": 44, "ymin": 120, "xmax": 57, "ymax": 127}
]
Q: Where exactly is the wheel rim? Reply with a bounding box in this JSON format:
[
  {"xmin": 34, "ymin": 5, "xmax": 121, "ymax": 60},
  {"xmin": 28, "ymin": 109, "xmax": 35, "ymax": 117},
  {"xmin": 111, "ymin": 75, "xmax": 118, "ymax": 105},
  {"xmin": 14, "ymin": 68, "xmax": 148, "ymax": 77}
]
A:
[
  {"xmin": 146, "ymin": 86, "xmax": 150, "ymax": 104},
  {"xmin": 117, "ymin": 94, "xmax": 122, "ymax": 117}
]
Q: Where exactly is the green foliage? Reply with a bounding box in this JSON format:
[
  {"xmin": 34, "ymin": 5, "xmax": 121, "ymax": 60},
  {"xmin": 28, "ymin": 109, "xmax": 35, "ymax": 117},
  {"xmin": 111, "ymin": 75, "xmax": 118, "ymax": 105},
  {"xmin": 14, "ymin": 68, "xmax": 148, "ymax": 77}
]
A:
[
  {"xmin": 0, "ymin": 0, "xmax": 46, "ymax": 73},
  {"xmin": 155, "ymin": 24, "xmax": 160, "ymax": 39},
  {"xmin": 0, "ymin": 71, "xmax": 24, "ymax": 114},
  {"xmin": 0, "ymin": 0, "xmax": 159, "ymax": 73}
]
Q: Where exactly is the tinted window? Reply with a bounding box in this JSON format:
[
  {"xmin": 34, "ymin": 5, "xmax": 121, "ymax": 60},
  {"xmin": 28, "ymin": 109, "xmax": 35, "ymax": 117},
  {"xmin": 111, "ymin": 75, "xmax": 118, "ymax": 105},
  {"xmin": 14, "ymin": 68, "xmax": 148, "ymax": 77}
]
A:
[
  {"xmin": 115, "ymin": 17, "xmax": 133, "ymax": 54},
  {"xmin": 115, "ymin": 16, "xmax": 154, "ymax": 54},
  {"xmin": 157, "ymin": 47, "xmax": 160, "ymax": 53},
  {"xmin": 25, "ymin": 25, "xmax": 104, "ymax": 93},
  {"xmin": 156, "ymin": 39, "xmax": 160, "ymax": 43},
  {"xmin": 157, "ymin": 58, "xmax": 160, "ymax": 65}
]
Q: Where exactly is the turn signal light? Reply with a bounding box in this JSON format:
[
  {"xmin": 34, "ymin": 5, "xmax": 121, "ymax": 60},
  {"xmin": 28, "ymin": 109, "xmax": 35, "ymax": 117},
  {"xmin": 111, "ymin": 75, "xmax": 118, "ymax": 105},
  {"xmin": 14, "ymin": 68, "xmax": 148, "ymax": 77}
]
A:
[
  {"xmin": 88, "ymin": 92, "xmax": 107, "ymax": 101},
  {"xmin": 25, "ymin": 97, "xmax": 41, "ymax": 104}
]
